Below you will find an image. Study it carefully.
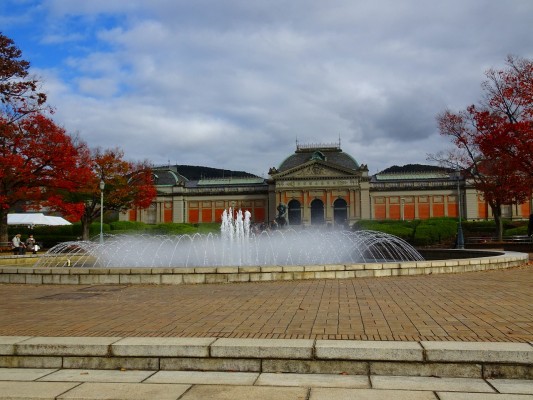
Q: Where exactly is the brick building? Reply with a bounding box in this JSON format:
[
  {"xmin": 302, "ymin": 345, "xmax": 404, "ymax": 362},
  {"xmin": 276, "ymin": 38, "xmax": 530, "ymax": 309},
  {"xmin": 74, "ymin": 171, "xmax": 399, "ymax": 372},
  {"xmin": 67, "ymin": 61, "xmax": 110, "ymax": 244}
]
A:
[{"xmin": 121, "ymin": 142, "xmax": 531, "ymax": 226}]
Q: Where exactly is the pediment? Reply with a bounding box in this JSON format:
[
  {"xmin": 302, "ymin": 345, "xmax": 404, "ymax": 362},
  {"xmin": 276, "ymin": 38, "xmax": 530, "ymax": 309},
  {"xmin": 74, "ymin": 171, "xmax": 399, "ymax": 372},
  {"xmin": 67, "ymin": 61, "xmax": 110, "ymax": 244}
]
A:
[{"xmin": 272, "ymin": 160, "xmax": 359, "ymax": 180}]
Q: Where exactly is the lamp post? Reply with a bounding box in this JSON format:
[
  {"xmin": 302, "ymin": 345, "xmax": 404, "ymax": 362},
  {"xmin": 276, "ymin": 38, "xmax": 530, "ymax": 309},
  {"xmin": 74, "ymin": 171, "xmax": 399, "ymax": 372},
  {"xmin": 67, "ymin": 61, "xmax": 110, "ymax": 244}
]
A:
[
  {"xmin": 453, "ymin": 171, "xmax": 465, "ymax": 249},
  {"xmin": 99, "ymin": 180, "xmax": 105, "ymax": 244}
]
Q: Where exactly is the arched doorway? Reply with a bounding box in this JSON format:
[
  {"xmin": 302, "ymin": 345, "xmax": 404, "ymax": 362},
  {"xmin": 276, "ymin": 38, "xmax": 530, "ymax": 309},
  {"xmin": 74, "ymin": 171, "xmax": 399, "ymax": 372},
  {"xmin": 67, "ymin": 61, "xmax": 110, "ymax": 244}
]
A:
[
  {"xmin": 288, "ymin": 200, "xmax": 301, "ymax": 225},
  {"xmin": 310, "ymin": 199, "xmax": 325, "ymax": 225},
  {"xmin": 333, "ymin": 198, "xmax": 348, "ymax": 226}
]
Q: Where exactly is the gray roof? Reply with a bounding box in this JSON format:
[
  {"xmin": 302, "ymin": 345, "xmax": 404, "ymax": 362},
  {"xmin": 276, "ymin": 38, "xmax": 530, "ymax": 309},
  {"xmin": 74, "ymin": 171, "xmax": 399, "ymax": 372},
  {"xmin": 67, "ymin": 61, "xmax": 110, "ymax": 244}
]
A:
[
  {"xmin": 371, "ymin": 164, "xmax": 454, "ymax": 182},
  {"xmin": 152, "ymin": 164, "xmax": 261, "ymax": 187},
  {"xmin": 185, "ymin": 178, "xmax": 267, "ymax": 188},
  {"xmin": 152, "ymin": 169, "xmax": 183, "ymax": 186},
  {"xmin": 278, "ymin": 146, "xmax": 359, "ymax": 172}
]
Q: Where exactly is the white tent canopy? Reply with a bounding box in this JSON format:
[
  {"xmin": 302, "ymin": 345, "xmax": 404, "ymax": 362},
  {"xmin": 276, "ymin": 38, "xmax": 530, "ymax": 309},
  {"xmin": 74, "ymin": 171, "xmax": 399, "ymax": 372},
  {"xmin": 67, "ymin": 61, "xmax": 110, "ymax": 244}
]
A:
[{"xmin": 7, "ymin": 213, "xmax": 72, "ymax": 226}]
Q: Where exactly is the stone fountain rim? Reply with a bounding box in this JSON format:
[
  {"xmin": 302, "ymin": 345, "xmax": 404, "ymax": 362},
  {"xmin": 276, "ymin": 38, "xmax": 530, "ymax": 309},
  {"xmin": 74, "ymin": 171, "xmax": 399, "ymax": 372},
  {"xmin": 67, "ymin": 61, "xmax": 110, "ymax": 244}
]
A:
[{"xmin": 0, "ymin": 249, "xmax": 528, "ymax": 286}]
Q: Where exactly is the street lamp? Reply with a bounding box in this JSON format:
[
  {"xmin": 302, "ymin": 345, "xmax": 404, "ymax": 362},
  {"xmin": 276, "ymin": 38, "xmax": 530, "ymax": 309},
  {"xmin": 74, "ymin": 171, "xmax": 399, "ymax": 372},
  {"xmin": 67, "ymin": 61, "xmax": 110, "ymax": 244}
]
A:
[
  {"xmin": 452, "ymin": 171, "xmax": 465, "ymax": 249},
  {"xmin": 99, "ymin": 180, "xmax": 105, "ymax": 244}
]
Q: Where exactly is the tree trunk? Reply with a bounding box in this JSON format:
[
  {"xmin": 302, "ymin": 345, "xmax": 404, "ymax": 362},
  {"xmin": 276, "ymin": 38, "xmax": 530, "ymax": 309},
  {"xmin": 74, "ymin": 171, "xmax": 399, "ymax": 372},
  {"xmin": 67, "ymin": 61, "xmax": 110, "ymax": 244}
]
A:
[
  {"xmin": 81, "ymin": 213, "xmax": 91, "ymax": 241},
  {"xmin": 490, "ymin": 204, "xmax": 504, "ymax": 241},
  {"xmin": 0, "ymin": 209, "xmax": 8, "ymax": 243}
]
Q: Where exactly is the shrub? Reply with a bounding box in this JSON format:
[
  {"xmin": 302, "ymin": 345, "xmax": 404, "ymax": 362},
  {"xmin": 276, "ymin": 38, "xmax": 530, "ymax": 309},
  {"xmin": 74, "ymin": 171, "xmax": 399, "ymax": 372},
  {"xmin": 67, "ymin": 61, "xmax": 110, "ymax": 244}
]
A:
[
  {"xmin": 412, "ymin": 218, "xmax": 457, "ymax": 246},
  {"xmin": 197, "ymin": 223, "xmax": 221, "ymax": 234},
  {"xmin": 462, "ymin": 220, "xmax": 495, "ymax": 235},
  {"xmin": 151, "ymin": 223, "xmax": 199, "ymax": 235},
  {"xmin": 504, "ymin": 226, "xmax": 528, "ymax": 236},
  {"xmin": 110, "ymin": 221, "xmax": 149, "ymax": 231},
  {"xmin": 354, "ymin": 218, "xmax": 459, "ymax": 246},
  {"xmin": 353, "ymin": 220, "xmax": 417, "ymax": 241}
]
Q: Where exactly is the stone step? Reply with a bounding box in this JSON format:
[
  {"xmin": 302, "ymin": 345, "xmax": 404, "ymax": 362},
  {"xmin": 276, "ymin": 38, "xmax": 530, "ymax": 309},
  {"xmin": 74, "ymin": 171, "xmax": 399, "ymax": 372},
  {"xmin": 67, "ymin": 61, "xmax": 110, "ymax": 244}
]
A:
[{"xmin": 1, "ymin": 336, "xmax": 531, "ymax": 379}]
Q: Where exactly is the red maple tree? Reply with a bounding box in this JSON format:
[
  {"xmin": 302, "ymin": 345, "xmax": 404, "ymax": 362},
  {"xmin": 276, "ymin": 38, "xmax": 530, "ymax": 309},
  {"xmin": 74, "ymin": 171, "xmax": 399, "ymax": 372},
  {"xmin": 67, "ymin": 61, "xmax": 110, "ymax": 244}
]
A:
[
  {"xmin": 0, "ymin": 114, "xmax": 93, "ymax": 242},
  {"xmin": 434, "ymin": 56, "xmax": 533, "ymax": 240},
  {"xmin": 476, "ymin": 56, "xmax": 533, "ymax": 176},
  {"xmin": 73, "ymin": 148, "xmax": 157, "ymax": 240},
  {"xmin": 0, "ymin": 32, "xmax": 49, "ymax": 125},
  {"xmin": 1, "ymin": 33, "xmax": 157, "ymax": 243}
]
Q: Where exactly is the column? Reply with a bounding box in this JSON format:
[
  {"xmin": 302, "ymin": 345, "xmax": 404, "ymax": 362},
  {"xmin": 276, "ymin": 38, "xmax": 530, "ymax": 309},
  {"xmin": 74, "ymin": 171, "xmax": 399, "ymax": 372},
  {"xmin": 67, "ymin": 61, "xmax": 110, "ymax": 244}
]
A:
[
  {"xmin": 326, "ymin": 190, "xmax": 332, "ymax": 222},
  {"xmin": 303, "ymin": 191, "xmax": 309, "ymax": 224}
]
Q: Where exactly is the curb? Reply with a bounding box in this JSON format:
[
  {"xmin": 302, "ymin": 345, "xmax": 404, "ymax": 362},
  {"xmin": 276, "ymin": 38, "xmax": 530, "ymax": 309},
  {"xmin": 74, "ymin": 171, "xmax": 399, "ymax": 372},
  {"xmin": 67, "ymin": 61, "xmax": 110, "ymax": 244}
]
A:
[{"xmin": 1, "ymin": 336, "xmax": 532, "ymax": 380}]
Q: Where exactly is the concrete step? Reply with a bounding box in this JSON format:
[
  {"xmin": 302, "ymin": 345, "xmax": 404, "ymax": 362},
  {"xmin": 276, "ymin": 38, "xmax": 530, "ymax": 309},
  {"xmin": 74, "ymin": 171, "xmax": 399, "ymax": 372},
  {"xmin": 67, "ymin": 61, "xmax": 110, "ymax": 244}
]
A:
[{"xmin": 1, "ymin": 336, "xmax": 531, "ymax": 380}]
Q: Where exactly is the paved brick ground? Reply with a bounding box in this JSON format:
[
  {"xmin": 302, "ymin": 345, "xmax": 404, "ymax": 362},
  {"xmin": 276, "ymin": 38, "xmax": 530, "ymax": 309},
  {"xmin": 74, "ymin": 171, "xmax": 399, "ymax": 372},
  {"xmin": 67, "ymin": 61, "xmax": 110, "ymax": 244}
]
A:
[{"xmin": 0, "ymin": 265, "xmax": 532, "ymax": 342}]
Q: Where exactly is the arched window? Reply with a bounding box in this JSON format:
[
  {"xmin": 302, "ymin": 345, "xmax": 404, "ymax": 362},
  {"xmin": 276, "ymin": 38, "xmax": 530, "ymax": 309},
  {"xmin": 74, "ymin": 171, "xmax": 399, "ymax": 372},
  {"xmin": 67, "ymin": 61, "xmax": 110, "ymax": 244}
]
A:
[
  {"xmin": 333, "ymin": 198, "xmax": 348, "ymax": 226},
  {"xmin": 288, "ymin": 200, "xmax": 301, "ymax": 225},
  {"xmin": 311, "ymin": 199, "xmax": 325, "ymax": 225}
]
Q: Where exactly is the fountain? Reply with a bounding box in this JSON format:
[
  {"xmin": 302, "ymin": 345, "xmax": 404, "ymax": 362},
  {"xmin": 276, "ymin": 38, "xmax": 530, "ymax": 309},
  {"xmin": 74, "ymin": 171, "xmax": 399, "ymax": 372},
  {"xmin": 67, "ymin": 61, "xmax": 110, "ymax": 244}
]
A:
[{"xmin": 34, "ymin": 208, "xmax": 424, "ymax": 269}]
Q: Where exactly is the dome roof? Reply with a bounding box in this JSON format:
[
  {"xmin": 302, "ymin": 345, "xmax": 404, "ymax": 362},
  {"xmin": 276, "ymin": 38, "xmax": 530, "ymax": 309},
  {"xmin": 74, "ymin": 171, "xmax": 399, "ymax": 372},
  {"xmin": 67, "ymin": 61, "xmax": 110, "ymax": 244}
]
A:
[{"xmin": 277, "ymin": 144, "xmax": 359, "ymax": 172}]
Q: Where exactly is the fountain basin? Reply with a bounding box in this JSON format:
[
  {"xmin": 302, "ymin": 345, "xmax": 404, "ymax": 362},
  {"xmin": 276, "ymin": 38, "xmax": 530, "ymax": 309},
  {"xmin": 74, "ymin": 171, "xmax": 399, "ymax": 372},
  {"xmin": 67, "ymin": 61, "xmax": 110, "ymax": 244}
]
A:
[{"xmin": 0, "ymin": 250, "xmax": 527, "ymax": 285}]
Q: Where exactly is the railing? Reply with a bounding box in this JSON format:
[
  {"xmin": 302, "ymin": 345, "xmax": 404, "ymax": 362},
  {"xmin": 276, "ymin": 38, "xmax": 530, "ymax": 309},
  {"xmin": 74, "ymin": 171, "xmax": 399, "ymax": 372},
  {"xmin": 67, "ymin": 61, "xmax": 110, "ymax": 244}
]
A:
[
  {"xmin": 466, "ymin": 235, "xmax": 532, "ymax": 244},
  {"xmin": 296, "ymin": 142, "xmax": 340, "ymax": 151}
]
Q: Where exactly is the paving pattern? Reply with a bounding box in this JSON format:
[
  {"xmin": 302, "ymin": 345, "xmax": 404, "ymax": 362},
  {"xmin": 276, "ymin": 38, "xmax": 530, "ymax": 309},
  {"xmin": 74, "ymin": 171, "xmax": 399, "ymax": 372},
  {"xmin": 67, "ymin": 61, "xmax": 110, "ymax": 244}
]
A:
[
  {"xmin": 0, "ymin": 265, "xmax": 532, "ymax": 342},
  {"xmin": 1, "ymin": 368, "xmax": 532, "ymax": 399}
]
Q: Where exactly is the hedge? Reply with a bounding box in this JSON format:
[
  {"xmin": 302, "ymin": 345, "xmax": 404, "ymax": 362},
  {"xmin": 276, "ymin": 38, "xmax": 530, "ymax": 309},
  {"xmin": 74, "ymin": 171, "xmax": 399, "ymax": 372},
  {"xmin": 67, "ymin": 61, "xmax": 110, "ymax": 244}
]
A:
[
  {"xmin": 412, "ymin": 218, "xmax": 457, "ymax": 246},
  {"xmin": 354, "ymin": 220, "xmax": 418, "ymax": 241}
]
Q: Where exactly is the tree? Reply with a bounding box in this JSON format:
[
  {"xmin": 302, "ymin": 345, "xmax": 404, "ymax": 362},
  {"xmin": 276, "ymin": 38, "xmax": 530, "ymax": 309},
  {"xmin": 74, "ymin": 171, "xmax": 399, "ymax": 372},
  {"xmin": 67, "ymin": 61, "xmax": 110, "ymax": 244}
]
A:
[
  {"xmin": 433, "ymin": 56, "xmax": 533, "ymax": 240},
  {"xmin": 74, "ymin": 148, "xmax": 156, "ymax": 240},
  {"xmin": 476, "ymin": 56, "xmax": 533, "ymax": 176},
  {"xmin": 0, "ymin": 114, "xmax": 93, "ymax": 242},
  {"xmin": 434, "ymin": 109, "xmax": 528, "ymax": 239},
  {"xmin": 0, "ymin": 32, "xmax": 48, "ymax": 127}
]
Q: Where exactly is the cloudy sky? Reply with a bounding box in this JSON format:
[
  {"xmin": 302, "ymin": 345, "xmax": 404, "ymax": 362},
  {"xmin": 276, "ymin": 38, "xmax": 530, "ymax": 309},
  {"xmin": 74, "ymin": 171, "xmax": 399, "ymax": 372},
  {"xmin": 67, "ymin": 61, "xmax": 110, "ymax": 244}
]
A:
[{"xmin": 1, "ymin": 0, "xmax": 532, "ymax": 177}]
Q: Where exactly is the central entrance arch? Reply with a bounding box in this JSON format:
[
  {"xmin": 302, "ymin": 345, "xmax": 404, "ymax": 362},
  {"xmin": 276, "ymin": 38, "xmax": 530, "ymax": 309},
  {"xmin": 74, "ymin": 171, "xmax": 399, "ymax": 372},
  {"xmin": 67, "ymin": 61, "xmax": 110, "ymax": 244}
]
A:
[{"xmin": 310, "ymin": 199, "xmax": 325, "ymax": 225}]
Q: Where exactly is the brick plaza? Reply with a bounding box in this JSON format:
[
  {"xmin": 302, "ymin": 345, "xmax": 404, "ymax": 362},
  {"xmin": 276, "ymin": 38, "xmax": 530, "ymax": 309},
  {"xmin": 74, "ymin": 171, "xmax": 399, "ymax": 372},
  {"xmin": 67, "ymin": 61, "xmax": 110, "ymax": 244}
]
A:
[{"xmin": 1, "ymin": 265, "xmax": 531, "ymax": 342}]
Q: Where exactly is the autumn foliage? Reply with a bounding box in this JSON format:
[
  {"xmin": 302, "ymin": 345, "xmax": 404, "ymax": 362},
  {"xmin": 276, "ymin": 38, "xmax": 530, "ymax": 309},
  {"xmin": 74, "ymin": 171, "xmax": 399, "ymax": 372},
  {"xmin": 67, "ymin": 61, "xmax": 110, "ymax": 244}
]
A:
[
  {"xmin": 0, "ymin": 114, "xmax": 93, "ymax": 241},
  {"xmin": 74, "ymin": 148, "xmax": 156, "ymax": 240},
  {"xmin": 436, "ymin": 56, "xmax": 533, "ymax": 239},
  {"xmin": 0, "ymin": 32, "xmax": 48, "ymax": 124},
  {"xmin": 475, "ymin": 56, "xmax": 533, "ymax": 176},
  {"xmin": 1, "ymin": 33, "xmax": 156, "ymax": 243}
]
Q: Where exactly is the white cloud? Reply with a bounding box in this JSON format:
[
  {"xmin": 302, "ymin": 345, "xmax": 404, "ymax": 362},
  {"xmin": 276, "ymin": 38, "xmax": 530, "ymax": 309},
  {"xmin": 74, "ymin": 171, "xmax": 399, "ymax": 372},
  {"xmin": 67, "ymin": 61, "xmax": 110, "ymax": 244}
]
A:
[{"xmin": 4, "ymin": 0, "xmax": 533, "ymax": 176}]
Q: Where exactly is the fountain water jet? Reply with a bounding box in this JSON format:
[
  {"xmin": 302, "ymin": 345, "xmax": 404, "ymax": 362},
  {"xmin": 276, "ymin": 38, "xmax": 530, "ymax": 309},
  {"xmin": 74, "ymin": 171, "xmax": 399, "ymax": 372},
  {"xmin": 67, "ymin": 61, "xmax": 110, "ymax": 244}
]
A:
[{"xmin": 34, "ymin": 209, "xmax": 424, "ymax": 269}]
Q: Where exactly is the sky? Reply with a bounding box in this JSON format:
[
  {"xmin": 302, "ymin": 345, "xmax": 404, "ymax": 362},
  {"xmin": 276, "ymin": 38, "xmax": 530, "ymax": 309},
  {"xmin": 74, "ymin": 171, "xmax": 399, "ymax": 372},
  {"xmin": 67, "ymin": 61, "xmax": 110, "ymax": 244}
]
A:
[{"xmin": 1, "ymin": 0, "xmax": 532, "ymax": 177}]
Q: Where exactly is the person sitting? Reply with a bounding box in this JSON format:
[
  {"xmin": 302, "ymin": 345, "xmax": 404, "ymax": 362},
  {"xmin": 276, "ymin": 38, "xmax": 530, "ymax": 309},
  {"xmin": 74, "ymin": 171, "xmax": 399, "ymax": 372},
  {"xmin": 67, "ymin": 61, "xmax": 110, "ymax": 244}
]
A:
[
  {"xmin": 25, "ymin": 234, "xmax": 38, "ymax": 254},
  {"xmin": 11, "ymin": 234, "xmax": 26, "ymax": 255}
]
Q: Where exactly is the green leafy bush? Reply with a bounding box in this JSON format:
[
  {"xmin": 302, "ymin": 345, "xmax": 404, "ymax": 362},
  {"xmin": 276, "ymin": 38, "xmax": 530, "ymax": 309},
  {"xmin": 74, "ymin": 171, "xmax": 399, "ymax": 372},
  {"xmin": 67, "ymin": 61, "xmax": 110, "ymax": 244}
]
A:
[
  {"xmin": 70, "ymin": 222, "xmax": 111, "ymax": 236},
  {"xmin": 353, "ymin": 220, "xmax": 417, "ymax": 241},
  {"xmin": 354, "ymin": 218, "xmax": 459, "ymax": 246},
  {"xmin": 151, "ymin": 223, "xmax": 199, "ymax": 235},
  {"xmin": 462, "ymin": 220, "xmax": 495, "ymax": 235},
  {"xmin": 412, "ymin": 218, "xmax": 457, "ymax": 246},
  {"xmin": 196, "ymin": 223, "xmax": 221, "ymax": 234},
  {"xmin": 504, "ymin": 226, "xmax": 528, "ymax": 236},
  {"xmin": 110, "ymin": 221, "xmax": 149, "ymax": 231}
]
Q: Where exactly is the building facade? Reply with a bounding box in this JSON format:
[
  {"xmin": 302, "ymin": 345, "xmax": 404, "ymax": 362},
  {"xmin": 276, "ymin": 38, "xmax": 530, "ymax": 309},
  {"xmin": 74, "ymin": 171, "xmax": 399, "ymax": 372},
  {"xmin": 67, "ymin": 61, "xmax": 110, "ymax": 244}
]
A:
[{"xmin": 121, "ymin": 143, "xmax": 531, "ymax": 225}]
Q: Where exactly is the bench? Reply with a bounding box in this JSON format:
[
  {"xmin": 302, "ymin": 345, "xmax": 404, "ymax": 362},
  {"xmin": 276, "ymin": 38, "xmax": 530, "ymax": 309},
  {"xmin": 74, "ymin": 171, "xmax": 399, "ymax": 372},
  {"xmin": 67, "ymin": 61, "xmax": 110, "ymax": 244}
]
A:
[
  {"xmin": 466, "ymin": 235, "xmax": 532, "ymax": 244},
  {"xmin": 0, "ymin": 242, "xmax": 14, "ymax": 253}
]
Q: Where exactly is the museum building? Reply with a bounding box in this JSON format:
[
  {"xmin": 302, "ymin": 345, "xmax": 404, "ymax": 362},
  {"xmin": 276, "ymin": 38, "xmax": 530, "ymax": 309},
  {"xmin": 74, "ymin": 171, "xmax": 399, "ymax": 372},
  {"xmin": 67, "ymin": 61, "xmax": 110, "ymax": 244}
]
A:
[{"xmin": 121, "ymin": 142, "xmax": 531, "ymax": 226}]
